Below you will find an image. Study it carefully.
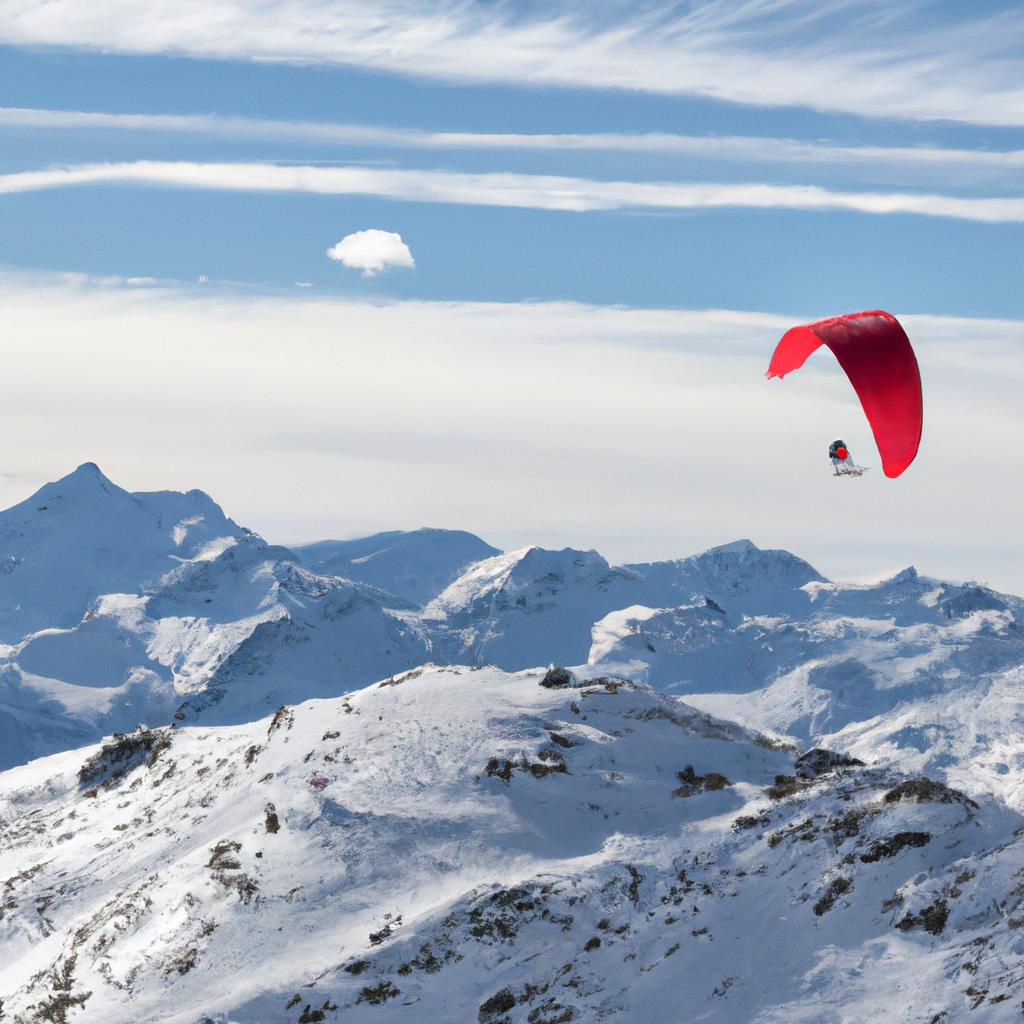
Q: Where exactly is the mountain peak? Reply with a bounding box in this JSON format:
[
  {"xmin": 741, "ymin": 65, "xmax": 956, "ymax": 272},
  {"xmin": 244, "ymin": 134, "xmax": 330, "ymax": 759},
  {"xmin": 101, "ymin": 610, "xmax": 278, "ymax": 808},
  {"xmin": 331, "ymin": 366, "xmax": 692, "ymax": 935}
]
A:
[
  {"xmin": 890, "ymin": 566, "xmax": 919, "ymax": 582},
  {"xmin": 16, "ymin": 463, "xmax": 130, "ymax": 512},
  {"xmin": 704, "ymin": 538, "xmax": 759, "ymax": 556},
  {"xmin": 50, "ymin": 461, "xmax": 120, "ymax": 492}
]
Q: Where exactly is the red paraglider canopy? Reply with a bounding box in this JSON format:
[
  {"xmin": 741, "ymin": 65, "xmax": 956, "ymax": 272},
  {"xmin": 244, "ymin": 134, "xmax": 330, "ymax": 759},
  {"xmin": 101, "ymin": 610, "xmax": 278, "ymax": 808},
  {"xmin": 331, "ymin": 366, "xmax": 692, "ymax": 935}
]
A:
[{"xmin": 767, "ymin": 310, "xmax": 922, "ymax": 478}]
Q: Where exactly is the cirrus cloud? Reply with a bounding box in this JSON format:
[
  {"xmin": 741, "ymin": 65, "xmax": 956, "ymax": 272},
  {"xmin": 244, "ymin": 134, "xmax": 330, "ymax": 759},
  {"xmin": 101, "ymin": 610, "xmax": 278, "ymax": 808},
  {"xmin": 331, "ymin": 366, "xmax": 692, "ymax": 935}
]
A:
[
  {"xmin": 0, "ymin": 1, "xmax": 1023, "ymax": 127},
  {"xmin": 326, "ymin": 229, "xmax": 415, "ymax": 277},
  {"xmin": 3, "ymin": 160, "xmax": 1024, "ymax": 224}
]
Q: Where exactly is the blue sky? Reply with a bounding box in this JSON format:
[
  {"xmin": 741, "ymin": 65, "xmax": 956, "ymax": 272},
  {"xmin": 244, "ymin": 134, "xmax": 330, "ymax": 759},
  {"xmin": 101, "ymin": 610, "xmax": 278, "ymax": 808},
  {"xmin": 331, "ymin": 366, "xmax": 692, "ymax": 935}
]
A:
[
  {"xmin": 2, "ymin": 4, "xmax": 1024, "ymax": 316},
  {"xmin": 0, "ymin": 1, "xmax": 1023, "ymax": 589}
]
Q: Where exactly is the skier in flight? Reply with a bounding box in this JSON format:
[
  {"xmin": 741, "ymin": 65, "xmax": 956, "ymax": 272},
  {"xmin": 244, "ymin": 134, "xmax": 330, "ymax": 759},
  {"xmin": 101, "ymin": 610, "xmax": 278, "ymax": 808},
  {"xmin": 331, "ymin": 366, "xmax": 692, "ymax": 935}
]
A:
[{"xmin": 828, "ymin": 438, "xmax": 859, "ymax": 475}]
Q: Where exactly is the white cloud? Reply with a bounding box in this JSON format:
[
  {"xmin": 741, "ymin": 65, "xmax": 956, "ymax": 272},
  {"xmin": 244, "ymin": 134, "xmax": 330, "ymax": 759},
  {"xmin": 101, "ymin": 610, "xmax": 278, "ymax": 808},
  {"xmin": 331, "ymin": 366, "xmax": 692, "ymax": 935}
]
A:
[
  {"xmin": 0, "ymin": 269, "xmax": 1022, "ymax": 596},
  {"xmin": 0, "ymin": 1, "xmax": 1022, "ymax": 126},
  {"xmin": 326, "ymin": 229, "xmax": 414, "ymax": 276},
  {"xmin": 5, "ymin": 107, "xmax": 1024, "ymax": 187},
  {"xmin": 3, "ymin": 160, "xmax": 1024, "ymax": 223}
]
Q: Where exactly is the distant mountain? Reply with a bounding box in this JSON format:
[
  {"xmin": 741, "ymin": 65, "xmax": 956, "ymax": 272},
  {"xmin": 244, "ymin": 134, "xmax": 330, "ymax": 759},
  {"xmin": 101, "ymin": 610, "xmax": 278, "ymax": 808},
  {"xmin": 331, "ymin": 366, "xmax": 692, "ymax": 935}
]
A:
[
  {"xmin": 3, "ymin": 667, "xmax": 1022, "ymax": 1023},
  {"xmin": 422, "ymin": 546, "xmax": 644, "ymax": 669},
  {"xmin": 420, "ymin": 541, "xmax": 826, "ymax": 672},
  {"xmin": 0, "ymin": 531, "xmax": 429, "ymax": 765},
  {"xmin": 0, "ymin": 463, "xmax": 245, "ymax": 643},
  {"xmin": 587, "ymin": 565, "xmax": 1024, "ymax": 808},
  {"xmin": 292, "ymin": 529, "xmax": 500, "ymax": 607},
  {"xmin": 0, "ymin": 471, "xmax": 432, "ymax": 768},
  {"xmin": 624, "ymin": 538, "xmax": 825, "ymax": 620}
]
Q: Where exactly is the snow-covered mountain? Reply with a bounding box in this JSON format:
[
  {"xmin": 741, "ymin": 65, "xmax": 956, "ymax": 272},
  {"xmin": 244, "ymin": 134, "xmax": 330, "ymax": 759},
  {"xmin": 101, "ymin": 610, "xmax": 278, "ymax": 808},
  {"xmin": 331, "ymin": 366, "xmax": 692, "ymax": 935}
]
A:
[
  {"xmin": 624, "ymin": 538, "xmax": 826, "ymax": 620},
  {"xmin": 3, "ymin": 667, "xmax": 1023, "ymax": 1023},
  {"xmin": 0, "ymin": 470, "xmax": 431, "ymax": 769},
  {"xmin": 5, "ymin": 464, "xmax": 1024, "ymax": 1021},
  {"xmin": 422, "ymin": 546, "xmax": 644, "ymax": 669},
  {"xmin": 292, "ymin": 529, "xmax": 500, "ymax": 607},
  {"xmin": 0, "ymin": 463, "xmax": 246, "ymax": 643},
  {"xmin": 586, "ymin": 565, "xmax": 1024, "ymax": 810}
]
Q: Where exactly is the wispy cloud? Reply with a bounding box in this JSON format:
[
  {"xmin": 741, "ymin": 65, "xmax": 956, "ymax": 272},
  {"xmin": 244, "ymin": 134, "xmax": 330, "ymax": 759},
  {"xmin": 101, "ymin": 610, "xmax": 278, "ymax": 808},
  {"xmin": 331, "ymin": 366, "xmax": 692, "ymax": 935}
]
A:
[
  {"xmin": 0, "ymin": 1, "xmax": 1022, "ymax": 126},
  {"xmin": 2, "ymin": 160, "xmax": 1024, "ymax": 223},
  {"xmin": 5, "ymin": 107, "xmax": 1024, "ymax": 185}
]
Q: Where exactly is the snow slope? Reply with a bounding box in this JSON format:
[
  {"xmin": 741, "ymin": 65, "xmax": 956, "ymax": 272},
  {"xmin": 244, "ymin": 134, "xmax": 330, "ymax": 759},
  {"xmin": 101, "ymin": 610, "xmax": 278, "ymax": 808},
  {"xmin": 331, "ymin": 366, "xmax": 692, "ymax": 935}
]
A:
[
  {"xmin": 586, "ymin": 567, "xmax": 1024, "ymax": 810},
  {"xmin": 0, "ymin": 530, "xmax": 429, "ymax": 769},
  {"xmin": 3, "ymin": 667, "xmax": 1023, "ymax": 1023},
  {"xmin": 292, "ymin": 529, "xmax": 500, "ymax": 607},
  {"xmin": 422, "ymin": 547, "xmax": 645, "ymax": 669}
]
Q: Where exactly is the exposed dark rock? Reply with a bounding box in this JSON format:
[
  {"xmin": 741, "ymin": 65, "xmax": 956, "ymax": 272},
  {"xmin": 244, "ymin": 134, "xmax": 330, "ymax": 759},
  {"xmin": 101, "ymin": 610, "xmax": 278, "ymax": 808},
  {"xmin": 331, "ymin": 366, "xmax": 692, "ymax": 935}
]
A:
[
  {"xmin": 78, "ymin": 727, "xmax": 170, "ymax": 790},
  {"xmin": 485, "ymin": 757, "xmax": 515, "ymax": 784},
  {"xmin": 794, "ymin": 748, "xmax": 864, "ymax": 780},
  {"xmin": 859, "ymin": 832, "xmax": 931, "ymax": 863},
  {"xmin": 767, "ymin": 774, "xmax": 809, "ymax": 800},
  {"xmin": 299, "ymin": 998, "xmax": 338, "ymax": 1020},
  {"xmin": 546, "ymin": 732, "xmax": 576, "ymax": 749},
  {"xmin": 673, "ymin": 765, "xmax": 731, "ymax": 798},
  {"xmin": 884, "ymin": 779, "xmax": 977, "ymax": 808},
  {"xmin": 357, "ymin": 981, "xmax": 399, "ymax": 1006},
  {"xmin": 539, "ymin": 667, "xmax": 576, "ymax": 689},
  {"xmin": 264, "ymin": 803, "xmax": 280, "ymax": 834},
  {"xmin": 732, "ymin": 813, "xmax": 767, "ymax": 831},
  {"xmin": 479, "ymin": 987, "xmax": 517, "ymax": 1021},
  {"xmin": 896, "ymin": 899, "xmax": 949, "ymax": 935},
  {"xmin": 485, "ymin": 750, "xmax": 569, "ymax": 784},
  {"xmin": 813, "ymin": 877, "xmax": 853, "ymax": 915}
]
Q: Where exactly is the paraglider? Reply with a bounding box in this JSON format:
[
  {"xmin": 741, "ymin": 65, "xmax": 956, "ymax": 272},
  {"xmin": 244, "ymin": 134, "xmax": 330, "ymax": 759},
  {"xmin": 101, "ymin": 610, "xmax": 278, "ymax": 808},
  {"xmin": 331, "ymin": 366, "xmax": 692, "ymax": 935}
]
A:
[
  {"xmin": 828, "ymin": 438, "xmax": 864, "ymax": 477},
  {"xmin": 767, "ymin": 310, "xmax": 922, "ymax": 478}
]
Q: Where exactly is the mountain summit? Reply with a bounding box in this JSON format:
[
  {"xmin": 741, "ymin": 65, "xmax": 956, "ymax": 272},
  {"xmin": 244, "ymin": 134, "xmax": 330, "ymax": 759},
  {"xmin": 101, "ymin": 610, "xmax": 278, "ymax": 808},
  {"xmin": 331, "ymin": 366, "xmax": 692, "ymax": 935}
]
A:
[{"xmin": 0, "ymin": 464, "xmax": 245, "ymax": 643}]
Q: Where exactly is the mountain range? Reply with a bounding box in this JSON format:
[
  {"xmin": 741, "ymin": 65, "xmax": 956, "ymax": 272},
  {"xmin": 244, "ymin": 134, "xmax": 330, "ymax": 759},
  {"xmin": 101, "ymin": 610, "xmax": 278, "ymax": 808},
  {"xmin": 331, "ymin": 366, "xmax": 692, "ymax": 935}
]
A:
[{"xmin": 2, "ymin": 465, "xmax": 1023, "ymax": 1022}]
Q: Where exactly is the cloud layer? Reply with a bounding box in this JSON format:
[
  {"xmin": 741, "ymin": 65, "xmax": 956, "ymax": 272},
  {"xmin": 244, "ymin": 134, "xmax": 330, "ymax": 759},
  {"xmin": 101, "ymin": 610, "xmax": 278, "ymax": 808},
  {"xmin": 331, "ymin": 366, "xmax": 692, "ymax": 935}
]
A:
[
  {"xmin": 1, "ymin": 270, "xmax": 1022, "ymax": 595},
  {"xmin": 1, "ymin": 1, "xmax": 1022, "ymax": 126},
  {"xmin": 3, "ymin": 160, "xmax": 1024, "ymax": 223},
  {"xmin": 5, "ymin": 107, "xmax": 1024, "ymax": 185},
  {"xmin": 326, "ymin": 229, "xmax": 414, "ymax": 276}
]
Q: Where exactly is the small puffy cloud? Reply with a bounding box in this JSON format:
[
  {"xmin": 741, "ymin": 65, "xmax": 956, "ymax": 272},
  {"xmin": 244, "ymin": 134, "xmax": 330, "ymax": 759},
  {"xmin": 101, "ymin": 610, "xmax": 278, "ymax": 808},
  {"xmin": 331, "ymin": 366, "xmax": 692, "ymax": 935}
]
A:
[{"xmin": 326, "ymin": 229, "xmax": 415, "ymax": 277}]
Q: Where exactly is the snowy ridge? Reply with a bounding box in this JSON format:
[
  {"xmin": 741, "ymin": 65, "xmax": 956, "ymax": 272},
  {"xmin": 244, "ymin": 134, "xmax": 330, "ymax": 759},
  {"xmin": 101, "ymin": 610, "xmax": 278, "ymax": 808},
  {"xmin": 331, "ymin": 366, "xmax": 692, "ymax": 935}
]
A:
[
  {"xmin": 2, "ymin": 668, "xmax": 1024, "ymax": 1022},
  {"xmin": 624, "ymin": 539, "xmax": 825, "ymax": 620},
  {"xmin": 423, "ymin": 547, "xmax": 642, "ymax": 669},
  {"xmin": 292, "ymin": 529, "xmax": 500, "ymax": 607}
]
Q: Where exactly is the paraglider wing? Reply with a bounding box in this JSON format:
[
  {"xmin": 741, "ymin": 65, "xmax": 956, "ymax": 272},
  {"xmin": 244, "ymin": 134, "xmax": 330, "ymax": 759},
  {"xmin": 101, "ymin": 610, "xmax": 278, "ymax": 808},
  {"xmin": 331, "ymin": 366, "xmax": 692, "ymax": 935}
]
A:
[{"xmin": 767, "ymin": 310, "xmax": 922, "ymax": 478}]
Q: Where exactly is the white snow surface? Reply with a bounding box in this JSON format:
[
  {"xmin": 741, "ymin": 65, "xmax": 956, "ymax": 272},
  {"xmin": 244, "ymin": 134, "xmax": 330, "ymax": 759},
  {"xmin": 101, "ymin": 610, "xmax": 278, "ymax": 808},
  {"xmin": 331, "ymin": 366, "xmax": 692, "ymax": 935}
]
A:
[
  {"xmin": 3, "ymin": 466, "xmax": 1024, "ymax": 1020},
  {"xmin": 292, "ymin": 528, "xmax": 499, "ymax": 607},
  {"xmin": 2, "ymin": 667, "xmax": 1023, "ymax": 1023}
]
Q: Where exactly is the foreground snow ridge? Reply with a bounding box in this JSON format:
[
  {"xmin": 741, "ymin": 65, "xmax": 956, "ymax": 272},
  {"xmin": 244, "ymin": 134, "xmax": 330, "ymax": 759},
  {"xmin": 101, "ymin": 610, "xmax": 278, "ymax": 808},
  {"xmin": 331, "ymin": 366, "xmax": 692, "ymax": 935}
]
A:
[{"xmin": 4, "ymin": 666, "xmax": 1023, "ymax": 1024}]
